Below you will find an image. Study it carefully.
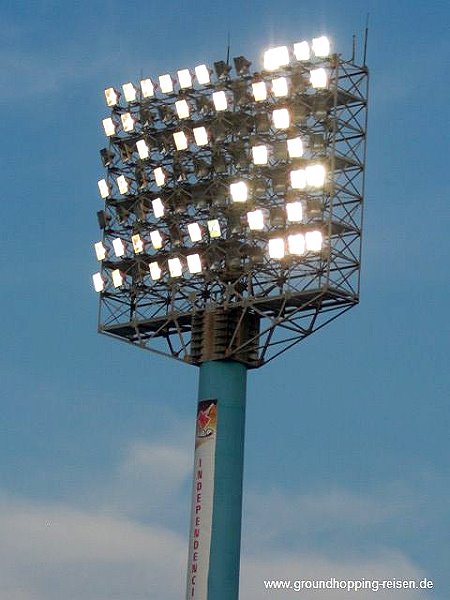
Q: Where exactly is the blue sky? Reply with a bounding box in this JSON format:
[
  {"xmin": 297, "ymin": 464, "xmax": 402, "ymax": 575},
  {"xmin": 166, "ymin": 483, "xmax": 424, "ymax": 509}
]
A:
[{"xmin": 1, "ymin": 0, "xmax": 449, "ymax": 598}]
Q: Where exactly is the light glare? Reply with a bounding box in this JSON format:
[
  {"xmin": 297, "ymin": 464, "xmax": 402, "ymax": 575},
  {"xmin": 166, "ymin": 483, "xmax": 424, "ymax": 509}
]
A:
[
  {"xmin": 187, "ymin": 253, "xmax": 202, "ymax": 274},
  {"xmin": 175, "ymin": 99, "xmax": 190, "ymax": 119},
  {"xmin": 120, "ymin": 112, "xmax": 135, "ymax": 132},
  {"xmin": 159, "ymin": 74, "xmax": 173, "ymax": 94},
  {"xmin": 136, "ymin": 139, "xmax": 149, "ymax": 159},
  {"xmin": 152, "ymin": 198, "xmax": 165, "ymax": 218},
  {"xmin": 252, "ymin": 145, "xmax": 268, "ymax": 165},
  {"xmin": 112, "ymin": 269, "xmax": 124, "ymax": 288},
  {"xmin": 112, "ymin": 238, "xmax": 125, "ymax": 257},
  {"xmin": 252, "ymin": 81, "xmax": 267, "ymax": 101},
  {"xmin": 117, "ymin": 175, "xmax": 129, "ymax": 195},
  {"xmin": 188, "ymin": 222, "xmax": 202, "ymax": 242},
  {"xmin": 173, "ymin": 131, "xmax": 188, "ymax": 151},
  {"xmin": 154, "ymin": 167, "xmax": 165, "ymax": 187},
  {"xmin": 193, "ymin": 126, "xmax": 208, "ymax": 146},
  {"xmin": 195, "ymin": 64, "xmax": 210, "ymax": 84},
  {"xmin": 268, "ymin": 238, "xmax": 285, "ymax": 259},
  {"xmin": 286, "ymin": 201, "xmax": 303, "ymax": 222},
  {"xmin": 132, "ymin": 234, "xmax": 144, "ymax": 254},
  {"xmin": 247, "ymin": 209, "xmax": 264, "ymax": 230},
  {"xmin": 140, "ymin": 78, "xmax": 154, "ymax": 98},
  {"xmin": 94, "ymin": 242, "xmax": 106, "ymax": 261},
  {"xmin": 149, "ymin": 261, "xmax": 162, "ymax": 280},
  {"xmin": 272, "ymin": 108, "xmax": 290, "ymax": 129},
  {"xmin": 272, "ymin": 77, "xmax": 288, "ymax": 97},
  {"xmin": 306, "ymin": 164, "xmax": 326, "ymax": 187},
  {"xmin": 290, "ymin": 169, "xmax": 307, "ymax": 190},
  {"xmin": 122, "ymin": 82, "xmax": 136, "ymax": 102},
  {"xmin": 312, "ymin": 36, "xmax": 330, "ymax": 57},
  {"xmin": 104, "ymin": 87, "xmax": 119, "ymax": 107},
  {"xmin": 305, "ymin": 230, "xmax": 323, "ymax": 251},
  {"xmin": 92, "ymin": 272, "xmax": 104, "ymax": 292},
  {"xmin": 287, "ymin": 137, "xmax": 304, "ymax": 158},
  {"xmin": 178, "ymin": 69, "xmax": 192, "ymax": 88},
  {"xmin": 310, "ymin": 67, "xmax": 328, "ymax": 89},
  {"xmin": 212, "ymin": 91, "xmax": 228, "ymax": 111},
  {"xmin": 102, "ymin": 117, "xmax": 115, "ymax": 137},
  {"xmin": 150, "ymin": 230, "xmax": 163, "ymax": 249},
  {"xmin": 264, "ymin": 46, "xmax": 290, "ymax": 71},
  {"xmin": 168, "ymin": 257, "xmax": 182, "ymax": 277},
  {"xmin": 207, "ymin": 219, "xmax": 221, "ymax": 238},
  {"xmin": 288, "ymin": 233, "xmax": 306, "ymax": 255},
  {"xmin": 98, "ymin": 178, "xmax": 110, "ymax": 198},
  {"xmin": 230, "ymin": 181, "xmax": 248, "ymax": 202},
  {"xmin": 294, "ymin": 41, "xmax": 310, "ymax": 61}
]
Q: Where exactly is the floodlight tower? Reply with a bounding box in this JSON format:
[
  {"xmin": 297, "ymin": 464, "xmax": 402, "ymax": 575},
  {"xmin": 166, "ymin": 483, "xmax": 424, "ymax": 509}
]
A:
[{"xmin": 92, "ymin": 35, "xmax": 368, "ymax": 600}]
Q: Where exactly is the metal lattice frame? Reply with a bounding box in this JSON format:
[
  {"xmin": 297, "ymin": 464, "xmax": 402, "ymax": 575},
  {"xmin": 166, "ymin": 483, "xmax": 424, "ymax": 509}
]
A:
[{"xmin": 94, "ymin": 46, "xmax": 368, "ymax": 367}]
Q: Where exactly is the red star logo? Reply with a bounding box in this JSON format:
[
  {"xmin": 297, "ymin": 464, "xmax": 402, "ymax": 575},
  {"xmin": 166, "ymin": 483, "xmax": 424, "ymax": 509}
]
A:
[{"xmin": 197, "ymin": 410, "xmax": 210, "ymax": 430}]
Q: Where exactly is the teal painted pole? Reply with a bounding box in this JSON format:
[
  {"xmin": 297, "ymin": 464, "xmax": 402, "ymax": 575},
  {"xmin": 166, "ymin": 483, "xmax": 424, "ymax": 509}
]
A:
[{"xmin": 199, "ymin": 360, "xmax": 247, "ymax": 600}]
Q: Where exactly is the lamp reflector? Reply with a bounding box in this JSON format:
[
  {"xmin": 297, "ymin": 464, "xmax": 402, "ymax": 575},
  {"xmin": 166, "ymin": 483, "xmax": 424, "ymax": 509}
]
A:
[
  {"xmin": 212, "ymin": 91, "xmax": 228, "ymax": 111},
  {"xmin": 112, "ymin": 269, "xmax": 124, "ymax": 288},
  {"xmin": 175, "ymin": 99, "xmax": 190, "ymax": 119},
  {"xmin": 102, "ymin": 117, "xmax": 115, "ymax": 137},
  {"xmin": 140, "ymin": 78, "xmax": 154, "ymax": 98},
  {"xmin": 117, "ymin": 175, "xmax": 129, "ymax": 195},
  {"xmin": 152, "ymin": 197, "xmax": 165, "ymax": 218},
  {"xmin": 264, "ymin": 46, "xmax": 290, "ymax": 71},
  {"xmin": 306, "ymin": 164, "xmax": 326, "ymax": 187},
  {"xmin": 173, "ymin": 131, "xmax": 188, "ymax": 151},
  {"xmin": 288, "ymin": 233, "xmax": 305, "ymax": 255},
  {"xmin": 150, "ymin": 230, "xmax": 163, "ymax": 249},
  {"xmin": 252, "ymin": 145, "xmax": 268, "ymax": 165},
  {"xmin": 272, "ymin": 76, "xmax": 288, "ymax": 97},
  {"xmin": 294, "ymin": 41, "xmax": 310, "ymax": 61},
  {"xmin": 187, "ymin": 253, "xmax": 202, "ymax": 274},
  {"xmin": 195, "ymin": 64, "xmax": 210, "ymax": 84},
  {"xmin": 286, "ymin": 201, "xmax": 303, "ymax": 222},
  {"xmin": 207, "ymin": 219, "xmax": 221, "ymax": 238},
  {"xmin": 310, "ymin": 67, "xmax": 328, "ymax": 89},
  {"xmin": 305, "ymin": 230, "xmax": 323, "ymax": 251},
  {"xmin": 287, "ymin": 137, "xmax": 304, "ymax": 158},
  {"xmin": 230, "ymin": 181, "xmax": 248, "ymax": 202},
  {"xmin": 98, "ymin": 178, "xmax": 110, "ymax": 198},
  {"xmin": 149, "ymin": 261, "xmax": 162, "ymax": 280},
  {"xmin": 94, "ymin": 242, "xmax": 106, "ymax": 261},
  {"xmin": 136, "ymin": 139, "xmax": 149, "ymax": 159},
  {"xmin": 92, "ymin": 272, "xmax": 104, "ymax": 292},
  {"xmin": 290, "ymin": 169, "xmax": 307, "ymax": 190},
  {"xmin": 188, "ymin": 222, "xmax": 202, "ymax": 242},
  {"xmin": 312, "ymin": 36, "xmax": 330, "ymax": 57},
  {"xmin": 268, "ymin": 237, "xmax": 285, "ymax": 259},
  {"xmin": 177, "ymin": 68, "xmax": 192, "ymax": 88},
  {"xmin": 120, "ymin": 112, "xmax": 135, "ymax": 132},
  {"xmin": 112, "ymin": 238, "xmax": 125, "ymax": 257},
  {"xmin": 159, "ymin": 74, "xmax": 173, "ymax": 94},
  {"xmin": 104, "ymin": 87, "xmax": 119, "ymax": 107},
  {"xmin": 154, "ymin": 167, "xmax": 165, "ymax": 187},
  {"xmin": 252, "ymin": 81, "xmax": 267, "ymax": 101},
  {"xmin": 168, "ymin": 257, "xmax": 182, "ymax": 277},
  {"xmin": 132, "ymin": 234, "xmax": 144, "ymax": 254},
  {"xmin": 193, "ymin": 126, "xmax": 208, "ymax": 146},
  {"xmin": 247, "ymin": 209, "xmax": 264, "ymax": 230},
  {"xmin": 122, "ymin": 82, "xmax": 136, "ymax": 102},
  {"xmin": 272, "ymin": 108, "xmax": 290, "ymax": 129}
]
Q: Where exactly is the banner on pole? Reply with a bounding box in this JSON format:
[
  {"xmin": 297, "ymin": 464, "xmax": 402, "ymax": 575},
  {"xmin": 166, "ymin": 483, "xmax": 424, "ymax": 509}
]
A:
[{"xmin": 186, "ymin": 399, "xmax": 218, "ymax": 600}]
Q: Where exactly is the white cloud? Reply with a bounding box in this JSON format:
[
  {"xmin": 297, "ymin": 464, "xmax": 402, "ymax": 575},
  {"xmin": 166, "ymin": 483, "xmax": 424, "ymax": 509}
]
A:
[{"xmin": 0, "ymin": 437, "xmax": 442, "ymax": 600}]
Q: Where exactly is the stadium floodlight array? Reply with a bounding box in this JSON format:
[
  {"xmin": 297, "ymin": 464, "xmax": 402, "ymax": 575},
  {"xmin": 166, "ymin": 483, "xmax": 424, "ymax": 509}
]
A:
[{"xmin": 92, "ymin": 36, "xmax": 368, "ymax": 367}]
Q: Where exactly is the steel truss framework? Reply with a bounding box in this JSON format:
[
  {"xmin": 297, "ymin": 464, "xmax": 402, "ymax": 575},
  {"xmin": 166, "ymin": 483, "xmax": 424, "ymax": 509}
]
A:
[{"xmin": 95, "ymin": 48, "xmax": 369, "ymax": 367}]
